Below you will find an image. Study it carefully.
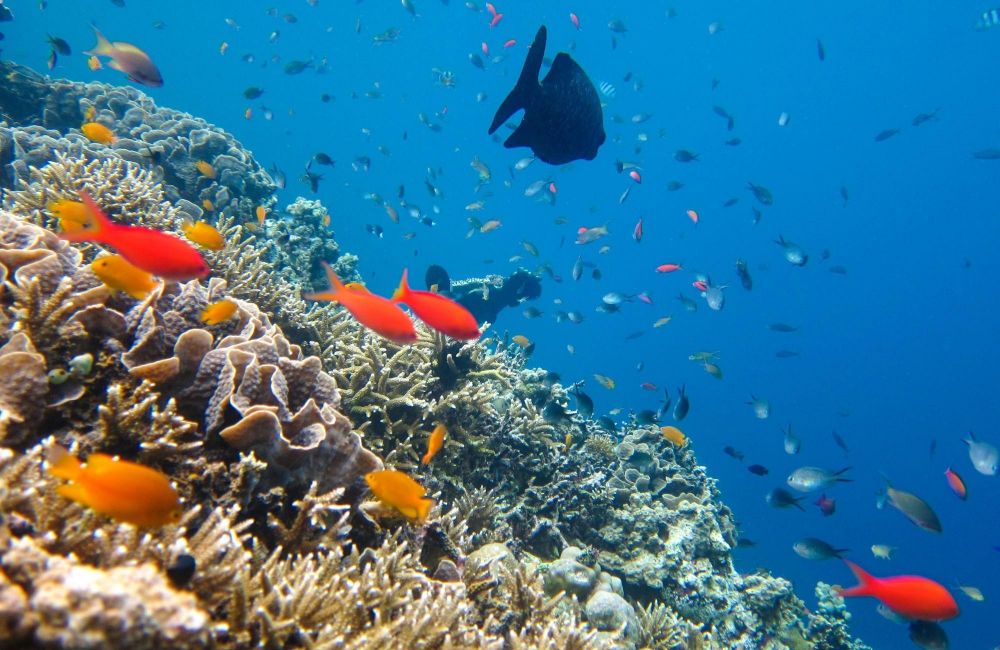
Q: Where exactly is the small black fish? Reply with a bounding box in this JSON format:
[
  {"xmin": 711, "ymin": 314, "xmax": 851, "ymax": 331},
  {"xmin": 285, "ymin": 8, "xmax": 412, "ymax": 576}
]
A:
[
  {"xmin": 301, "ymin": 169, "xmax": 322, "ymax": 193},
  {"xmin": 167, "ymin": 554, "xmax": 196, "ymax": 588},
  {"xmin": 816, "ymin": 38, "xmax": 825, "ymax": 61},
  {"xmin": 47, "ymin": 34, "xmax": 71, "ymax": 55},
  {"xmin": 735, "ymin": 258, "xmax": 753, "ymax": 291},
  {"xmin": 672, "ymin": 385, "xmax": 689, "ymax": 421},
  {"xmin": 365, "ymin": 224, "xmax": 384, "ymax": 238},
  {"xmin": 573, "ymin": 386, "xmax": 594, "ymax": 418},
  {"xmin": 769, "ymin": 323, "xmax": 799, "ymax": 333},
  {"xmin": 313, "ymin": 152, "xmax": 335, "ymax": 166},
  {"xmin": 488, "ymin": 26, "xmax": 605, "ymax": 165},
  {"xmin": 723, "ymin": 446, "xmax": 744, "ymax": 461},
  {"xmin": 674, "ymin": 149, "xmax": 699, "ymax": 162},
  {"xmin": 832, "ymin": 431, "xmax": 850, "ymax": 455},
  {"xmin": 284, "ymin": 59, "xmax": 312, "ymax": 75},
  {"xmin": 766, "ymin": 487, "xmax": 805, "ymax": 511},
  {"xmin": 774, "ymin": 350, "xmax": 800, "ymax": 358},
  {"xmin": 243, "ymin": 86, "xmax": 265, "ymax": 99},
  {"xmin": 972, "ymin": 149, "xmax": 1000, "ymax": 160},
  {"xmin": 0, "ymin": 1, "xmax": 13, "ymax": 21},
  {"xmin": 598, "ymin": 416, "xmax": 616, "ymax": 432},
  {"xmin": 874, "ymin": 128, "xmax": 900, "ymax": 142},
  {"xmin": 747, "ymin": 464, "xmax": 769, "ymax": 476},
  {"xmin": 736, "ymin": 537, "xmax": 757, "ymax": 548},
  {"xmin": 635, "ymin": 409, "xmax": 658, "ymax": 425}
]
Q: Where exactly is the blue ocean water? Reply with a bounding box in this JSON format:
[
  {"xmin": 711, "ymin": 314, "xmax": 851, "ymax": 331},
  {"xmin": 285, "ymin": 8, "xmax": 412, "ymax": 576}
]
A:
[{"xmin": 6, "ymin": 1, "xmax": 1000, "ymax": 647}]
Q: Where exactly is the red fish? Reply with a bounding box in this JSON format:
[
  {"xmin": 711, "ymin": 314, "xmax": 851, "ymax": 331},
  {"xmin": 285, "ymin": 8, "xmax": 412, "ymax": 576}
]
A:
[
  {"xmin": 633, "ymin": 216, "xmax": 643, "ymax": 243},
  {"xmin": 815, "ymin": 494, "xmax": 836, "ymax": 516},
  {"xmin": 60, "ymin": 191, "xmax": 209, "ymax": 281},
  {"xmin": 640, "ymin": 382, "xmax": 658, "ymax": 391},
  {"xmin": 656, "ymin": 263, "xmax": 682, "ymax": 273},
  {"xmin": 481, "ymin": 41, "xmax": 489, "ymax": 55},
  {"xmin": 570, "ymin": 12, "xmax": 581, "ymax": 30},
  {"xmin": 504, "ymin": 39, "xmax": 517, "ymax": 48},
  {"xmin": 305, "ymin": 263, "xmax": 418, "ymax": 344},
  {"xmin": 629, "ymin": 170, "xmax": 642, "ymax": 184},
  {"xmin": 944, "ymin": 467, "xmax": 967, "ymax": 500},
  {"xmin": 693, "ymin": 280, "xmax": 708, "ymax": 292},
  {"xmin": 837, "ymin": 560, "xmax": 959, "ymax": 622},
  {"xmin": 392, "ymin": 269, "xmax": 480, "ymax": 340},
  {"xmin": 489, "ymin": 12, "xmax": 504, "ymax": 28}
]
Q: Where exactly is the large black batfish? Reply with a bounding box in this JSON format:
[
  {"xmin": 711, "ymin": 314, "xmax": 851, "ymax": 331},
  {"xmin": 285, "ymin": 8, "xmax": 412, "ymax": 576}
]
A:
[{"xmin": 488, "ymin": 25, "xmax": 605, "ymax": 165}]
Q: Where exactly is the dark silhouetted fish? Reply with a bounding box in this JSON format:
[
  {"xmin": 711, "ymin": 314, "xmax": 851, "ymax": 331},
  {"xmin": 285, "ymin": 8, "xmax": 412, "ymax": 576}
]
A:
[{"xmin": 488, "ymin": 26, "xmax": 605, "ymax": 165}]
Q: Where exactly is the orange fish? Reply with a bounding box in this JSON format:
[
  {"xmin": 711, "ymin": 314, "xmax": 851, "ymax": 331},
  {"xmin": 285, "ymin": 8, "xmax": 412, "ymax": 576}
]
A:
[
  {"xmin": 83, "ymin": 106, "xmax": 97, "ymax": 121},
  {"xmin": 244, "ymin": 107, "xmax": 253, "ymax": 120},
  {"xmin": 304, "ymin": 263, "xmax": 417, "ymax": 344},
  {"xmin": 837, "ymin": 560, "xmax": 959, "ymax": 622},
  {"xmin": 47, "ymin": 444, "xmax": 182, "ymax": 527},
  {"xmin": 201, "ymin": 199, "xmax": 215, "ymax": 212},
  {"xmin": 81, "ymin": 121, "xmax": 116, "ymax": 144},
  {"xmin": 84, "ymin": 25, "xmax": 163, "ymax": 87},
  {"xmin": 365, "ymin": 469, "xmax": 434, "ymax": 522},
  {"xmin": 90, "ymin": 254, "xmax": 158, "ymax": 299},
  {"xmin": 195, "ymin": 160, "xmax": 216, "ymax": 179},
  {"xmin": 686, "ymin": 209, "xmax": 700, "ymax": 224},
  {"xmin": 255, "ymin": 205, "xmax": 267, "ymax": 225},
  {"xmin": 422, "ymin": 423, "xmax": 446, "ymax": 465},
  {"xmin": 182, "ymin": 221, "xmax": 225, "ymax": 250},
  {"xmin": 87, "ymin": 55, "xmax": 103, "ymax": 71},
  {"xmin": 60, "ymin": 191, "xmax": 210, "ymax": 282},
  {"xmin": 201, "ymin": 299, "xmax": 238, "ymax": 325},
  {"xmin": 944, "ymin": 467, "xmax": 967, "ymax": 500},
  {"xmin": 656, "ymin": 263, "xmax": 682, "ymax": 273},
  {"xmin": 392, "ymin": 268, "xmax": 480, "ymax": 340},
  {"xmin": 661, "ymin": 426, "xmax": 688, "ymax": 447},
  {"xmin": 49, "ymin": 199, "xmax": 90, "ymax": 225}
]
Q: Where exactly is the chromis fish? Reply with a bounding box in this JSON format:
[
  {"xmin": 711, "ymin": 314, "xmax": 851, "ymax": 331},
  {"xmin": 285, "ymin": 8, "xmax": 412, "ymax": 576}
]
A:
[
  {"xmin": 735, "ymin": 258, "xmax": 752, "ymax": 291},
  {"xmin": 90, "ymin": 254, "xmax": 158, "ymax": 299},
  {"xmin": 84, "ymin": 25, "xmax": 163, "ymax": 87},
  {"xmin": 774, "ymin": 235, "xmax": 808, "ymax": 266},
  {"xmin": 201, "ymin": 299, "xmax": 238, "ymax": 325},
  {"xmin": 783, "ymin": 424, "xmax": 801, "ymax": 455},
  {"xmin": 747, "ymin": 396, "xmax": 770, "ymax": 419},
  {"xmin": 60, "ymin": 191, "xmax": 209, "ymax": 281},
  {"xmin": 421, "ymin": 423, "xmax": 446, "ymax": 465},
  {"xmin": 305, "ymin": 263, "xmax": 417, "ymax": 344},
  {"xmin": 766, "ymin": 487, "xmax": 804, "ymax": 511},
  {"xmin": 392, "ymin": 269, "xmax": 480, "ymax": 339},
  {"xmin": 47, "ymin": 444, "xmax": 182, "ymax": 527},
  {"xmin": 793, "ymin": 537, "xmax": 848, "ymax": 560},
  {"xmin": 836, "ymin": 560, "xmax": 959, "ymax": 622},
  {"xmin": 870, "ymin": 544, "xmax": 896, "ymax": 560},
  {"xmin": 181, "ymin": 221, "xmax": 224, "ymax": 250},
  {"xmin": 964, "ymin": 431, "xmax": 998, "ymax": 475},
  {"xmin": 787, "ymin": 466, "xmax": 851, "ymax": 492},
  {"xmin": 365, "ymin": 469, "xmax": 434, "ymax": 523},
  {"xmin": 673, "ymin": 385, "xmax": 689, "ymax": 421},
  {"xmin": 81, "ymin": 121, "xmax": 115, "ymax": 144}
]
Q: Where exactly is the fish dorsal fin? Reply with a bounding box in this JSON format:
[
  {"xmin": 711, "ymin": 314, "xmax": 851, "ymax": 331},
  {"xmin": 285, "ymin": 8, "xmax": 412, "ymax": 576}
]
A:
[{"xmin": 488, "ymin": 25, "xmax": 546, "ymax": 135}]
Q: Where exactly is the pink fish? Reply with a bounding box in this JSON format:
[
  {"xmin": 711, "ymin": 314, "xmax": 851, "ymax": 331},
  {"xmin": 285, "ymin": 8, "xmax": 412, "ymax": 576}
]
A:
[
  {"xmin": 570, "ymin": 12, "xmax": 581, "ymax": 30},
  {"xmin": 504, "ymin": 39, "xmax": 517, "ymax": 48},
  {"xmin": 633, "ymin": 216, "xmax": 643, "ymax": 243},
  {"xmin": 490, "ymin": 12, "xmax": 504, "ymax": 28},
  {"xmin": 629, "ymin": 170, "xmax": 642, "ymax": 184}
]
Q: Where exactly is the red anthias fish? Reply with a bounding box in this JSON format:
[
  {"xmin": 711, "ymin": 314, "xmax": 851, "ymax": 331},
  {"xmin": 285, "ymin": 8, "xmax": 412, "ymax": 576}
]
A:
[
  {"xmin": 305, "ymin": 263, "xmax": 417, "ymax": 344},
  {"xmin": 837, "ymin": 560, "xmax": 959, "ymax": 622},
  {"xmin": 392, "ymin": 269, "xmax": 480, "ymax": 340},
  {"xmin": 60, "ymin": 191, "xmax": 209, "ymax": 281}
]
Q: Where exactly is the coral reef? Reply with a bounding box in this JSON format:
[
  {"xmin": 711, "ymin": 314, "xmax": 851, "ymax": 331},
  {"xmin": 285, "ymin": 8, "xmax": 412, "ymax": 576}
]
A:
[{"xmin": 0, "ymin": 65, "xmax": 872, "ymax": 649}]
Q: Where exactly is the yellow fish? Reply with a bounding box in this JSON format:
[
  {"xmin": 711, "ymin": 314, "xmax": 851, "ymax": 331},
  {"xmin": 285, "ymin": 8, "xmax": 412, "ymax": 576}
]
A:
[
  {"xmin": 87, "ymin": 55, "xmax": 102, "ymax": 71},
  {"xmin": 195, "ymin": 160, "xmax": 216, "ymax": 179},
  {"xmin": 90, "ymin": 254, "xmax": 158, "ymax": 300},
  {"xmin": 661, "ymin": 426, "xmax": 688, "ymax": 447},
  {"xmin": 511, "ymin": 334, "xmax": 532, "ymax": 349},
  {"xmin": 422, "ymin": 423, "xmax": 446, "ymax": 465},
  {"xmin": 182, "ymin": 221, "xmax": 225, "ymax": 250},
  {"xmin": 201, "ymin": 199, "xmax": 215, "ymax": 212},
  {"xmin": 653, "ymin": 316, "xmax": 673, "ymax": 328},
  {"xmin": 703, "ymin": 362, "xmax": 723, "ymax": 379},
  {"xmin": 83, "ymin": 106, "xmax": 97, "ymax": 121},
  {"xmin": 594, "ymin": 374, "xmax": 616, "ymax": 390},
  {"xmin": 47, "ymin": 444, "xmax": 182, "ymax": 527},
  {"xmin": 49, "ymin": 199, "xmax": 90, "ymax": 224},
  {"xmin": 255, "ymin": 205, "xmax": 267, "ymax": 225},
  {"xmin": 201, "ymin": 299, "xmax": 238, "ymax": 325},
  {"xmin": 480, "ymin": 219, "xmax": 502, "ymax": 233},
  {"xmin": 81, "ymin": 121, "xmax": 116, "ymax": 145},
  {"xmin": 957, "ymin": 585, "xmax": 985, "ymax": 602},
  {"xmin": 870, "ymin": 544, "xmax": 896, "ymax": 560},
  {"xmin": 365, "ymin": 469, "xmax": 434, "ymax": 522}
]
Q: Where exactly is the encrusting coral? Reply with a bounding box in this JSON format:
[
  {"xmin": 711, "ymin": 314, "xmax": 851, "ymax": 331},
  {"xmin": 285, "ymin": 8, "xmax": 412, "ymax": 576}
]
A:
[{"xmin": 0, "ymin": 65, "xmax": 872, "ymax": 649}]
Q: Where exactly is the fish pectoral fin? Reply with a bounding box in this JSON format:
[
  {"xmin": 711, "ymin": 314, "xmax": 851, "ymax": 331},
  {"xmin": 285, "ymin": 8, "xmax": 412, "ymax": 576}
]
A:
[{"xmin": 56, "ymin": 483, "xmax": 92, "ymax": 508}]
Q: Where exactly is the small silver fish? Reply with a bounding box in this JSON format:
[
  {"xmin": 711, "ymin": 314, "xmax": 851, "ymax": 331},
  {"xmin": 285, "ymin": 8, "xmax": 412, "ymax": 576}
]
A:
[
  {"xmin": 787, "ymin": 466, "xmax": 851, "ymax": 492},
  {"xmin": 964, "ymin": 432, "xmax": 998, "ymax": 475}
]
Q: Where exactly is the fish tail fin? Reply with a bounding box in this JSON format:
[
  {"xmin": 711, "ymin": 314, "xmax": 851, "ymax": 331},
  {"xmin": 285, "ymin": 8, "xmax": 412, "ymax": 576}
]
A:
[
  {"xmin": 416, "ymin": 497, "xmax": 434, "ymax": 521},
  {"xmin": 303, "ymin": 263, "xmax": 346, "ymax": 304},
  {"xmin": 964, "ymin": 431, "xmax": 976, "ymax": 445},
  {"xmin": 793, "ymin": 497, "xmax": 805, "ymax": 511},
  {"xmin": 837, "ymin": 559, "xmax": 875, "ymax": 598},
  {"xmin": 833, "ymin": 548, "xmax": 850, "ymax": 558},
  {"xmin": 834, "ymin": 466, "xmax": 853, "ymax": 482},
  {"xmin": 46, "ymin": 444, "xmax": 83, "ymax": 481},
  {"xmin": 392, "ymin": 268, "xmax": 411, "ymax": 302},
  {"xmin": 59, "ymin": 190, "xmax": 111, "ymax": 243},
  {"xmin": 488, "ymin": 25, "xmax": 546, "ymax": 135},
  {"xmin": 85, "ymin": 24, "xmax": 115, "ymax": 57}
]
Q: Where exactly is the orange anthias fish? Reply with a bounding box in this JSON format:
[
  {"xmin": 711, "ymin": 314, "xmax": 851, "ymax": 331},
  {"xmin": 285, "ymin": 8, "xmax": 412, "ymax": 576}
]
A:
[
  {"xmin": 90, "ymin": 254, "xmax": 158, "ymax": 300},
  {"xmin": 195, "ymin": 160, "xmax": 216, "ymax": 179},
  {"xmin": 182, "ymin": 221, "xmax": 225, "ymax": 250},
  {"xmin": 60, "ymin": 191, "xmax": 210, "ymax": 282},
  {"xmin": 422, "ymin": 423, "xmax": 446, "ymax": 465},
  {"xmin": 836, "ymin": 560, "xmax": 959, "ymax": 622},
  {"xmin": 47, "ymin": 444, "xmax": 182, "ymax": 527},
  {"xmin": 49, "ymin": 199, "xmax": 90, "ymax": 225},
  {"xmin": 304, "ymin": 262, "xmax": 417, "ymax": 344},
  {"xmin": 392, "ymin": 269, "xmax": 480, "ymax": 340},
  {"xmin": 84, "ymin": 25, "xmax": 163, "ymax": 87},
  {"xmin": 365, "ymin": 469, "xmax": 434, "ymax": 522},
  {"xmin": 81, "ymin": 121, "xmax": 116, "ymax": 145},
  {"xmin": 944, "ymin": 467, "xmax": 967, "ymax": 500},
  {"xmin": 201, "ymin": 299, "xmax": 238, "ymax": 325}
]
